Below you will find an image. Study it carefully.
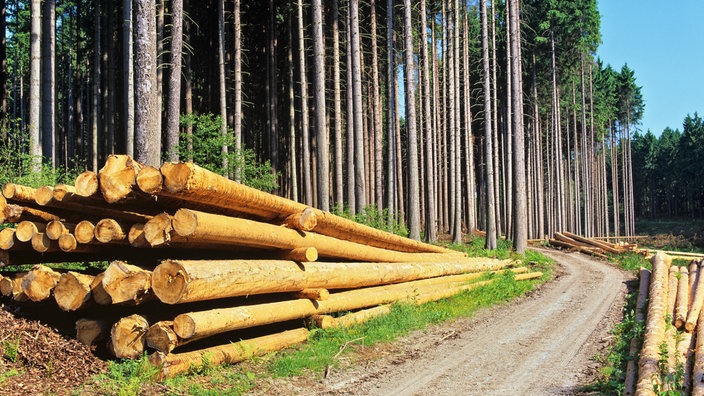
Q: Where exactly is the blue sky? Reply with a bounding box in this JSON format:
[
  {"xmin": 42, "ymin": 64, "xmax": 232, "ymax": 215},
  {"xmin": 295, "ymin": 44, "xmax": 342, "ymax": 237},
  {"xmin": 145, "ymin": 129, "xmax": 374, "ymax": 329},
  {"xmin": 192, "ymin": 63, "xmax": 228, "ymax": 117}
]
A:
[{"xmin": 597, "ymin": 0, "xmax": 704, "ymax": 135}]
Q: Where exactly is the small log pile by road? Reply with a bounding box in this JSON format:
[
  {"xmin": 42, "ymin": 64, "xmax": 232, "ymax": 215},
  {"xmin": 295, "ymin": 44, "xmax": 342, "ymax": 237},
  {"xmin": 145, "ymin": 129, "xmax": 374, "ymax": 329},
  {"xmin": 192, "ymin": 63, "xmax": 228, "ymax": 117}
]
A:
[
  {"xmin": 0, "ymin": 155, "xmax": 541, "ymax": 379},
  {"xmin": 547, "ymin": 231, "xmax": 637, "ymax": 258},
  {"xmin": 625, "ymin": 252, "xmax": 704, "ymax": 395}
]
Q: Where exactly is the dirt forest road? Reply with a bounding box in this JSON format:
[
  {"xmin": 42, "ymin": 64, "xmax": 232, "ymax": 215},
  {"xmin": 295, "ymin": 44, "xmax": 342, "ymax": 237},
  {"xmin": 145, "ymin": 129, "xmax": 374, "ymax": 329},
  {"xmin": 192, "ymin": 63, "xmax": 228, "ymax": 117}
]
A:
[{"xmin": 286, "ymin": 249, "xmax": 632, "ymax": 396}]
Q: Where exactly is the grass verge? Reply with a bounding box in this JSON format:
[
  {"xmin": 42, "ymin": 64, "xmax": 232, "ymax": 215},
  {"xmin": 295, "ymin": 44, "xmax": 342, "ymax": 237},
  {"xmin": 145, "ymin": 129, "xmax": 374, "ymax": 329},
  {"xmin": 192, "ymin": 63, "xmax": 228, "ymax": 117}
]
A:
[{"xmin": 86, "ymin": 236, "xmax": 553, "ymax": 395}]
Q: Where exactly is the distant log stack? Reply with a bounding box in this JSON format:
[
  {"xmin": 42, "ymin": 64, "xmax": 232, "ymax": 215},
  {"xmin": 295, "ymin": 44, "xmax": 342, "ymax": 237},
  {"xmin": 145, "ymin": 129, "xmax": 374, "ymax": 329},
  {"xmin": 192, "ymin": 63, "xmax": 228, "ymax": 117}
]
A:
[
  {"xmin": 547, "ymin": 231, "xmax": 637, "ymax": 257},
  {"xmin": 0, "ymin": 155, "xmax": 540, "ymax": 376}
]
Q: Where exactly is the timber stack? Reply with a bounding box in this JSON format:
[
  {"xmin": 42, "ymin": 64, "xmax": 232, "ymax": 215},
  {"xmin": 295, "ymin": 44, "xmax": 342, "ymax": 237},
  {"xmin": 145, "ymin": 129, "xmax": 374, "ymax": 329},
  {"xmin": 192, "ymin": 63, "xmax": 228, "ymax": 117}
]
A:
[
  {"xmin": 0, "ymin": 154, "xmax": 541, "ymax": 379},
  {"xmin": 547, "ymin": 231, "xmax": 637, "ymax": 258},
  {"xmin": 625, "ymin": 253, "xmax": 704, "ymax": 395}
]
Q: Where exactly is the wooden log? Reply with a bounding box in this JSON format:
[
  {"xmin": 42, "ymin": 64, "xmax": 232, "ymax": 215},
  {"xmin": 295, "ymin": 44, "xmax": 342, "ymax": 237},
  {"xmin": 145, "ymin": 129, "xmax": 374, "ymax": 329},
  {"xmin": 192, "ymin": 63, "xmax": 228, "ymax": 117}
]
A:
[
  {"xmin": 687, "ymin": 261, "xmax": 704, "ymax": 332},
  {"xmin": 169, "ymin": 209, "xmax": 465, "ymax": 263},
  {"xmin": 692, "ymin": 286, "xmax": 704, "ymax": 396},
  {"xmin": 278, "ymin": 247, "xmax": 318, "ymax": 262},
  {"xmin": 2, "ymin": 183, "xmax": 38, "ymax": 202},
  {"xmin": 562, "ymin": 231, "xmax": 624, "ymax": 254},
  {"xmin": 675, "ymin": 266, "xmax": 690, "ymax": 329},
  {"xmin": 665, "ymin": 266, "xmax": 680, "ymax": 371},
  {"xmin": 91, "ymin": 273, "xmax": 112, "ymax": 305},
  {"xmin": 281, "ymin": 207, "xmax": 317, "ymax": 231},
  {"xmin": 94, "ymin": 218, "xmax": 129, "ymax": 243},
  {"xmin": 149, "ymin": 327, "xmax": 310, "ymax": 380},
  {"xmin": 75, "ymin": 319, "xmax": 110, "ymax": 347},
  {"xmin": 99, "ymin": 154, "xmax": 145, "ymax": 203},
  {"xmin": 51, "ymin": 183, "xmax": 76, "ymax": 200},
  {"xmin": 45, "ymin": 220, "xmax": 73, "ymax": 240},
  {"xmin": 31, "ymin": 232, "xmax": 58, "ymax": 253},
  {"xmin": 102, "ymin": 261, "xmax": 153, "ymax": 305},
  {"xmin": 142, "ymin": 213, "xmax": 174, "ymax": 246},
  {"xmin": 9, "ymin": 276, "xmax": 29, "ymax": 302},
  {"xmin": 553, "ymin": 232, "xmax": 595, "ymax": 249},
  {"xmin": 679, "ymin": 331, "xmax": 696, "ymax": 395},
  {"xmin": 145, "ymin": 321, "xmax": 179, "ymax": 354},
  {"xmin": 15, "ymin": 221, "xmax": 46, "ymax": 242},
  {"xmin": 135, "ymin": 165, "xmax": 163, "ymax": 195},
  {"xmin": 4, "ymin": 204, "xmax": 60, "ymax": 223},
  {"xmin": 21, "ymin": 264, "xmax": 62, "ymax": 302},
  {"xmin": 54, "ymin": 271, "xmax": 96, "ymax": 311},
  {"xmin": 160, "ymin": 162, "xmax": 453, "ymax": 254},
  {"xmin": 691, "ymin": 261, "xmax": 700, "ymax": 306},
  {"xmin": 74, "ymin": 220, "xmax": 96, "ymax": 244},
  {"xmin": 293, "ymin": 288, "xmax": 329, "ymax": 301},
  {"xmin": 75, "ymin": 171, "xmax": 100, "ymax": 197},
  {"xmin": 0, "ymin": 272, "xmax": 27, "ymax": 297},
  {"xmin": 151, "ymin": 258, "xmax": 516, "ymax": 304},
  {"xmin": 128, "ymin": 223, "xmax": 149, "ymax": 248},
  {"xmin": 635, "ymin": 252, "xmax": 671, "ymax": 396},
  {"xmin": 110, "ymin": 314, "xmax": 149, "ymax": 359},
  {"xmin": 624, "ymin": 268, "xmax": 651, "ymax": 396},
  {"xmin": 548, "ymin": 239, "xmax": 608, "ymax": 259},
  {"xmin": 0, "ymin": 227, "xmax": 18, "ymax": 249},
  {"xmin": 311, "ymin": 305, "xmax": 393, "ymax": 330},
  {"xmin": 172, "ymin": 271, "xmax": 542, "ymax": 340}
]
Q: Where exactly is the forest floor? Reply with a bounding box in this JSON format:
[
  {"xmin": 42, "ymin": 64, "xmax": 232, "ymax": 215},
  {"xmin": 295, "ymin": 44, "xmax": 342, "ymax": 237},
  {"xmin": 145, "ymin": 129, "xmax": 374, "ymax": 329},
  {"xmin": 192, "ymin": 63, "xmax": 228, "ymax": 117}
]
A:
[
  {"xmin": 0, "ymin": 248, "xmax": 632, "ymax": 395},
  {"xmin": 249, "ymin": 248, "xmax": 632, "ymax": 396}
]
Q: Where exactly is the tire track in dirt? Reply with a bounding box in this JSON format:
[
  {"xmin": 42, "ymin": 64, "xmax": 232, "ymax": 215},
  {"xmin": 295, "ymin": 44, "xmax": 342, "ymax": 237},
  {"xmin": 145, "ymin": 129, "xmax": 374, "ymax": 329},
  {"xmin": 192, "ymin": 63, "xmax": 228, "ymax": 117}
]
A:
[{"xmin": 319, "ymin": 249, "xmax": 630, "ymax": 396}]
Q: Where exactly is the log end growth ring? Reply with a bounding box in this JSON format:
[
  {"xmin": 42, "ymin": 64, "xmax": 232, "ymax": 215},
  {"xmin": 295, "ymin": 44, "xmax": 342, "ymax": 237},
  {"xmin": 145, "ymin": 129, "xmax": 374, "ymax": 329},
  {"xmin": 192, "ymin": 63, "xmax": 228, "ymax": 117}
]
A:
[
  {"xmin": 151, "ymin": 261, "xmax": 189, "ymax": 304},
  {"xmin": 161, "ymin": 162, "xmax": 192, "ymax": 194},
  {"xmin": 173, "ymin": 314, "xmax": 197, "ymax": 339},
  {"xmin": 172, "ymin": 209, "xmax": 198, "ymax": 237}
]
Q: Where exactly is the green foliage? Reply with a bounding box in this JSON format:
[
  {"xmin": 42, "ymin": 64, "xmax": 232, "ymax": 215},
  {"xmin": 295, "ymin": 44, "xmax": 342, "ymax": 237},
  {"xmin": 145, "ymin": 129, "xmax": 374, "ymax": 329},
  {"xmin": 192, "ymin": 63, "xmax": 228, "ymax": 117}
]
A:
[
  {"xmin": 447, "ymin": 235, "xmax": 515, "ymax": 260},
  {"xmin": 334, "ymin": 205, "xmax": 409, "ymax": 237},
  {"xmin": 3, "ymin": 336, "xmax": 21, "ymax": 363},
  {"xmin": 93, "ymin": 355, "xmax": 161, "ymax": 396},
  {"xmin": 611, "ymin": 252, "xmax": 651, "ymax": 272},
  {"xmin": 0, "ymin": 368, "xmax": 21, "ymax": 385},
  {"xmin": 0, "ymin": 136, "xmax": 83, "ymax": 188},
  {"xmin": 179, "ymin": 113, "xmax": 278, "ymax": 192}
]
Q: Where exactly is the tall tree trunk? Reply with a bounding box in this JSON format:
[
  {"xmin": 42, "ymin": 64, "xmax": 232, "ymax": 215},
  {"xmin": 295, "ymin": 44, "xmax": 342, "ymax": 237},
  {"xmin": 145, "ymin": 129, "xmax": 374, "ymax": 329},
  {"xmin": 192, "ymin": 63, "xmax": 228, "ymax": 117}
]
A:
[
  {"xmin": 462, "ymin": 4, "xmax": 476, "ymax": 234},
  {"xmin": 268, "ymin": 0, "xmax": 279, "ymax": 183},
  {"xmin": 233, "ymin": 0, "xmax": 242, "ymax": 177},
  {"xmin": 155, "ymin": 0, "xmax": 164, "ymax": 152},
  {"xmin": 287, "ymin": 19, "xmax": 298, "ymax": 202},
  {"xmin": 346, "ymin": 12, "xmax": 355, "ymax": 214},
  {"xmin": 509, "ymin": 0, "xmax": 526, "ymax": 253},
  {"xmin": 164, "ymin": 0, "xmax": 183, "ymax": 161},
  {"xmin": 134, "ymin": 0, "xmax": 159, "ymax": 166},
  {"xmin": 123, "ymin": 0, "xmax": 135, "ymax": 157},
  {"xmin": 332, "ymin": 0, "xmax": 343, "ymax": 210},
  {"xmin": 481, "ymin": 0, "xmax": 496, "ymax": 249},
  {"xmin": 452, "ymin": 0, "xmax": 461, "ymax": 242},
  {"xmin": 403, "ymin": 0, "xmax": 420, "ymax": 240},
  {"xmin": 447, "ymin": 0, "xmax": 457, "ymax": 242},
  {"xmin": 491, "ymin": 0, "xmax": 502, "ymax": 238},
  {"xmin": 91, "ymin": 0, "xmax": 100, "ymax": 170},
  {"xmin": 298, "ymin": 0, "xmax": 312, "ymax": 205},
  {"xmin": 216, "ymin": 0, "xmax": 228, "ymax": 174},
  {"xmin": 105, "ymin": 5, "xmax": 116, "ymax": 157},
  {"xmin": 385, "ymin": 0, "xmax": 395, "ymax": 222},
  {"xmin": 350, "ymin": 0, "xmax": 366, "ymax": 212},
  {"xmin": 183, "ymin": 0, "xmax": 192, "ymax": 160},
  {"xmin": 29, "ymin": 0, "xmax": 41, "ymax": 169},
  {"xmin": 311, "ymin": 0, "xmax": 329, "ymax": 211},
  {"xmin": 370, "ymin": 0, "xmax": 383, "ymax": 210},
  {"xmin": 420, "ymin": 0, "xmax": 436, "ymax": 242},
  {"xmin": 0, "ymin": 0, "xmax": 5, "ymax": 133},
  {"xmin": 41, "ymin": 0, "xmax": 55, "ymax": 167}
]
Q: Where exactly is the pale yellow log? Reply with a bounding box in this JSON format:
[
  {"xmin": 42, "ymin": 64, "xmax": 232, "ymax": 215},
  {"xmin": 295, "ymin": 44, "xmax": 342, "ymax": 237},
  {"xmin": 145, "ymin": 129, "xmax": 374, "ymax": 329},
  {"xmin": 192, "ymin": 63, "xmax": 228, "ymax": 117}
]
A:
[
  {"xmin": 170, "ymin": 209, "xmax": 466, "ymax": 263},
  {"xmin": 74, "ymin": 220, "xmax": 96, "ymax": 244},
  {"xmin": 331, "ymin": 305, "xmax": 392, "ymax": 329},
  {"xmin": 151, "ymin": 259, "xmax": 516, "ymax": 304},
  {"xmin": 110, "ymin": 314, "xmax": 149, "ymax": 359},
  {"xmin": 636, "ymin": 252, "xmax": 671, "ymax": 396},
  {"xmin": 15, "ymin": 221, "xmax": 46, "ymax": 242},
  {"xmin": 675, "ymin": 266, "xmax": 690, "ymax": 329},
  {"xmin": 91, "ymin": 273, "xmax": 112, "ymax": 305},
  {"xmin": 160, "ymin": 162, "xmax": 453, "ymax": 254},
  {"xmin": 31, "ymin": 232, "xmax": 58, "ymax": 253},
  {"xmin": 293, "ymin": 288, "xmax": 329, "ymax": 301},
  {"xmin": 135, "ymin": 165, "xmax": 163, "ymax": 195},
  {"xmin": 75, "ymin": 319, "xmax": 110, "ymax": 347},
  {"xmin": 51, "ymin": 183, "xmax": 76, "ymax": 201},
  {"xmin": 279, "ymin": 247, "xmax": 318, "ymax": 262},
  {"xmin": 99, "ymin": 155, "xmax": 144, "ymax": 203},
  {"xmin": 94, "ymin": 218, "xmax": 128, "ymax": 243},
  {"xmin": 666, "ymin": 266, "xmax": 680, "ymax": 372},
  {"xmin": 678, "ymin": 331, "xmax": 696, "ymax": 395},
  {"xmin": 172, "ymin": 271, "xmax": 541, "ymax": 340},
  {"xmin": 4, "ymin": 204, "xmax": 60, "ymax": 223},
  {"xmin": 687, "ymin": 262, "xmax": 704, "ymax": 332},
  {"xmin": 45, "ymin": 220, "xmax": 73, "ymax": 240},
  {"xmin": 21, "ymin": 264, "xmax": 62, "ymax": 302},
  {"xmin": 2, "ymin": 183, "xmax": 38, "ymax": 202},
  {"xmin": 281, "ymin": 207, "xmax": 317, "ymax": 231},
  {"xmin": 562, "ymin": 231, "xmax": 624, "ymax": 254},
  {"xmin": 54, "ymin": 272, "xmax": 96, "ymax": 311},
  {"xmin": 145, "ymin": 321, "xmax": 179, "ymax": 354},
  {"xmin": 34, "ymin": 185, "xmax": 55, "ymax": 206},
  {"xmin": 624, "ymin": 268, "xmax": 651, "ymax": 396},
  {"xmin": 149, "ymin": 327, "xmax": 310, "ymax": 380},
  {"xmin": 691, "ymin": 261, "xmax": 700, "ymax": 307},
  {"xmin": 0, "ymin": 227, "xmax": 17, "ymax": 250},
  {"xmin": 692, "ymin": 278, "xmax": 704, "ymax": 396},
  {"xmin": 74, "ymin": 171, "xmax": 99, "ymax": 197},
  {"xmin": 142, "ymin": 213, "xmax": 174, "ymax": 246},
  {"xmin": 102, "ymin": 261, "xmax": 152, "ymax": 305}
]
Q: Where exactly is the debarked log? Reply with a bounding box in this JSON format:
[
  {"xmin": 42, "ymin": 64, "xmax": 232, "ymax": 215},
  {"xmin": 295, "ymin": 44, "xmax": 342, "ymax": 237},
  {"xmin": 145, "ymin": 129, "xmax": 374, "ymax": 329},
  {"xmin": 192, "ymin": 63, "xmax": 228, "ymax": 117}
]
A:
[{"xmin": 102, "ymin": 261, "xmax": 154, "ymax": 305}]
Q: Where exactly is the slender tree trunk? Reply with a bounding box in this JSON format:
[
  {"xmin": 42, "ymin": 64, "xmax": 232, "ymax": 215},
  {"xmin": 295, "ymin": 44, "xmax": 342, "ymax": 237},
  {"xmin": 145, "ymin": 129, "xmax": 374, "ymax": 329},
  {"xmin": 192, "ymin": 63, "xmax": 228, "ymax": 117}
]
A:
[
  {"xmin": 447, "ymin": 0, "xmax": 457, "ymax": 242},
  {"xmin": 41, "ymin": 0, "xmax": 55, "ymax": 167},
  {"xmin": 420, "ymin": 0, "xmax": 436, "ymax": 242},
  {"xmin": 287, "ymin": 19, "xmax": 298, "ymax": 202},
  {"xmin": 123, "ymin": 0, "xmax": 134, "ymax": 157},
  {"xmin": 268, "ymin": 0, "xmax": 279, "ymax": 184},
  {"xmin": 403, "ymin": 0, "xmax": 420, "ymax": 240},
  {"xmin": 91, "ymin": 0, "xmax": 100, "ymax": 170},
  {"xmin": 311, "ymin": 0, "xmax": 329, "ymax": 211},
  {"xmin": 183, "ymin": 0, "xmax": 192, "ymax": 160},
  {"xmin": 0, "ymin": 0, "xmax": 5, "ymax": 134},
  {"xmin": 463, "ymin": 6, "xmax": 476, "ymax": 234},
  {"xmin": 164, "ymin": 0, "xmax": 183, "ymax": 161},
  {"xmin": 491, "ymin": 0, "xmax": 502, "ymax": 238},
  {"xmin": 481, "ymin": 0, "xmax": 496, "ymax": 249},
  {"xmin": 385, "ymin": 0, "xmax": 395, "ymax": 222},
  {"xmin": 232, "ymin": 0, "xmax": 242, "ymax": 178},
  {"xmin": 155, "ymin": 0, "xmax": 164, "ymax": 149},
  {"xmin": 346, "ymin": 12, "xmax": 355, "ymax": 214},
  {"xmin": 216, "ymin": 0, "xmax": 228, "ymax": 174},
  {"xmin": 134, "ymin": 0, "xmax": 159, "ymax": 166},
  {"xmin": 332, "ymin": 0, "xmax": 343, "ymax": 211},
  {"xmin": 105, "ymin": 6, "xmax": 116, "ymax": 158},
  {"xmin": 350, "ymin": 0, "xmax": 366, "ymax": 212},
  {"xmin": 509, "ymin": 0, "xmax": 526, "ymax": 253},
  {"xmin": 29, "ymin": 0, "xmax": 41, "ymax": 169},
  {"xmin": 298, "ymin": 0, "xmax": 312, "ymax": 205}
]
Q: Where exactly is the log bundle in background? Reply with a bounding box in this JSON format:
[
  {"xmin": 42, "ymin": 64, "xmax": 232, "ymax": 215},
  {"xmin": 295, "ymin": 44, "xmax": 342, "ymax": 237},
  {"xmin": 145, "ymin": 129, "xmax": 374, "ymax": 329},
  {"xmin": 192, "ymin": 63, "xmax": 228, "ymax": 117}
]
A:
[{"xmin": 0, "ymin": 155, "xmax": 541, "ymax": 379}]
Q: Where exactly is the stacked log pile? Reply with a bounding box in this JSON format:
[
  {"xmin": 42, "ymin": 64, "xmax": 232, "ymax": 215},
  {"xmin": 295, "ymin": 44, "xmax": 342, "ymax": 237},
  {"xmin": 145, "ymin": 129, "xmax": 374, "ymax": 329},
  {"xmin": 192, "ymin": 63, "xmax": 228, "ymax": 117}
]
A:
[
  {"xmin": 626, "ymin": 253, "xmax": 704, "ymax": 395},
  {"xmin": 547, "ymin": 231, "xmax": 637, "ymax": 258},
  {"xmin": 0, "ymin": 155, "xmax": 541, "ymax": 379}
]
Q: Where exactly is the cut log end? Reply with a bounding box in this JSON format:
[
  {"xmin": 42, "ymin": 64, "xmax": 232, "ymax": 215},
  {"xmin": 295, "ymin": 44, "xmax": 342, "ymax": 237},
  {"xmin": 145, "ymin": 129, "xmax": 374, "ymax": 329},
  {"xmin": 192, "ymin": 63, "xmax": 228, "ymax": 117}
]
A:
[
  {"xmin": 151, "ymin": 260, "xmax": 188, "ymax": 304},
  {"xmin": 58, "ymin": 233, "xmax": 78, "ymax": 252},
  {"xmin": 76, "ymin": 319, "xmax": 110, "ymax": 347},
  {"xmin": 306, "ymin": 314, "xmax": 335, "ymax": 329},
  {"xmin": 136, "ymin": 166, "xmax": 163, "ymax": 195},
  {"xmin": 99, "ymin": 155, "xmax": 143, "ymax": 204},
  {"xmin": 35, "ymin": 186, "xmax": 55, "ymax": 206},
  {"xmin": 128, "ymin": 224, "xmax": 148, "ymax": 248},
  {"xmin": 160, "ymin": 162, "xmax": 192, "ymax": 193},
  {"xmin": 51, "ymin": 184, "xmax": 75, "ymax": 201},
  {"xmin": 75, "ymin": 171, "xmax": 99, "ymax": 197},
  {"xmin": 172, "ymin": 314, "xmax": 197, "ymax": 339},
  {"xmin": 145, "ymin": 321, "xmax": 179, "ymax": 354},
  {"xmin": 74, "ymin": 220, "xmax": 96, "ymax": 244},
  {"xmin": 143, "ymin": 213, "xmax": 174, "ymax": 246},
  {"xmin": 294, "ymin": 288, "xmax": 330, "ymax": 301},
  {"xmin": 16, "ymin": 221, "xmax": 43, "ymax": 242},
  {"xmin": 286, "ymin": 247, "xmax": 318, "ymax": 262},
  {"xmin": 46, "ymin": 220, "xmax": 71, "ymax": 240},
  {"xmin": 171, "ymin": 209, "xmax": 198, "ymax": 237},
  {"xmin": 283, "ymin": 208, "xmax": 318, "ymax": 231},
  {"xmin": 102, "ymin": 261, "xmax": 152, "ymax": 305},
  {"xmin": 54, "ymin": 272, "xmax": 95, "ymax": 311},
  {"xmin": 31, "ymin": 232, "xmax": 55, "ymax": 253},
  {"xmin": 0, "ymin": 228, "xmax": 16, "ymax": 250},
  {"xmin": 21, "ymin": 264, "xmax": 61, "ymax": 302},
  {"xmin": 94, "ymin": 218, "xmax": 127, "ymax": 243},
  {"xmin": 110, "ymin": 314, "xmax": 149, "ymax": 359}
]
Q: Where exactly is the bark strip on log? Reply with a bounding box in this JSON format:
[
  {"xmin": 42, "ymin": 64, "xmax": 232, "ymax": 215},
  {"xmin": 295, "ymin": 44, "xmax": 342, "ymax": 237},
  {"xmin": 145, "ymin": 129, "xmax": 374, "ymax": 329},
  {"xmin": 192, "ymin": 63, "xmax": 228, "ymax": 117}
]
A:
[
  {"xmin": 4, "ymin": 204, "xmax": 60, "ymax": 223},
  {"xmin": 636, "ymin": 252, "xmax": 671, "ymax": 395},
  {"xmin": 149, "ymin": 327, "xmax": 310, "ymax": 380},
  {"xmin": 151, "ymin": 259, "xmax": 516, "ymax": 304}
]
